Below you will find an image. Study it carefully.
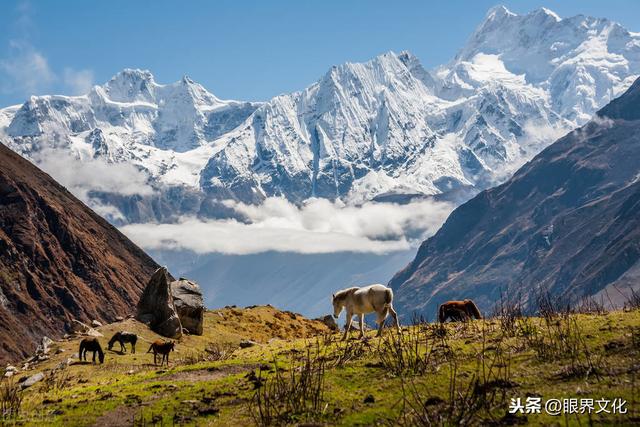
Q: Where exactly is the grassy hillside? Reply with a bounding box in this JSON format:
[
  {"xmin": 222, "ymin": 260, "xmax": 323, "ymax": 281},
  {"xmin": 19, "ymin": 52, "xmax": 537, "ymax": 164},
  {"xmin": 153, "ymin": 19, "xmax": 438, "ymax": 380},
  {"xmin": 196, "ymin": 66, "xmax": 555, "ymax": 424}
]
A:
[{"xmin": 1, "ymin": 306, "xmax": 639, "ymax": 426}]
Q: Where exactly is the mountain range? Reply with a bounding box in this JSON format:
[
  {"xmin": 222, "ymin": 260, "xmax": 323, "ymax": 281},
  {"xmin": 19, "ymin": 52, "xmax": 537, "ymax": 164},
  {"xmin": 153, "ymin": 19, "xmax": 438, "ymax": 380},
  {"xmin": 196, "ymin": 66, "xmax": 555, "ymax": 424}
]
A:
[
  {"xmin": 390, "ymin": 77, "xmax": 640, "ymax": 317},
  {"xmin": 1, "ymin": 6, "xmax": 639, "ymax": 225}
]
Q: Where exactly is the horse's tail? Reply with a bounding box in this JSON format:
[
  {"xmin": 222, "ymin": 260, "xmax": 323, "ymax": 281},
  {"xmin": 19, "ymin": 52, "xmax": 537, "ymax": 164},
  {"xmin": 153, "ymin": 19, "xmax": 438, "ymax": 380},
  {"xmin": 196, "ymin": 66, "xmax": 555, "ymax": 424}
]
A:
[
  {"xmin": 78, "ymin": 341, "xmax": 84, "ymax": 358},
  {"xmin": 465, "ymin": 299, "xmax": 482, "ymax": 319},
  {"xmin": 438, "ymin": 304, "xmax": 446, "ymax": 323},
  {"xmin": 147, "ymin": 343, "xmax": 155, "ymax": 353}
]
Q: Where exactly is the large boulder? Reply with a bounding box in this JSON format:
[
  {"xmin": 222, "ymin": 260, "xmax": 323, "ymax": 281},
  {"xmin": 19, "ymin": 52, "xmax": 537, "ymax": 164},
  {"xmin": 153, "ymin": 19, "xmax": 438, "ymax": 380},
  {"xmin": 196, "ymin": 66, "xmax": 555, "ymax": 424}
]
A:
[
  {"xmin": 171, "ymin": 278, "xmax": 205, "ymax": 335},
  {"xmin": 136, "ymin": 267, "xmax": 183, "ymax": 338}
]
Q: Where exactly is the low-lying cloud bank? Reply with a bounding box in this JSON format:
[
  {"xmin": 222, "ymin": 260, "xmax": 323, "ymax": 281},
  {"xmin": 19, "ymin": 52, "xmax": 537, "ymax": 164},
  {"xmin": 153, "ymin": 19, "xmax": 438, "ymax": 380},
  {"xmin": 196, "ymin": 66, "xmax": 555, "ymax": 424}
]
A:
[{"xmin": 120, "ymin": 197, "xmax": 453, "ymax": 255}]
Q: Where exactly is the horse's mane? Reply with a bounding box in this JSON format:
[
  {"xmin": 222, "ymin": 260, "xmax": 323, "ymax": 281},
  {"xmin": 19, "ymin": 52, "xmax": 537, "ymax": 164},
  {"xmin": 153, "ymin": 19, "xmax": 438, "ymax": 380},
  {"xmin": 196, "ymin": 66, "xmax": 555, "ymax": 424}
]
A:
[
  {"xmin": 333, "ymin": 287, "xmax": 359, "ymax": 301},
  {"xmin": 464, "ymin": 299, "xmax": 482, "ymax": 319}
]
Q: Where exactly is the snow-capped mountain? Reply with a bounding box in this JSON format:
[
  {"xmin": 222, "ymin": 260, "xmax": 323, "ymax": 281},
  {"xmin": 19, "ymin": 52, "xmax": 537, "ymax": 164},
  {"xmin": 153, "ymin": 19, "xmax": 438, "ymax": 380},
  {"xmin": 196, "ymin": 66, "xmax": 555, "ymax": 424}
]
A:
[{"xmin": 1, "ymin": 6, "xmax": 639, "ymax": 224}]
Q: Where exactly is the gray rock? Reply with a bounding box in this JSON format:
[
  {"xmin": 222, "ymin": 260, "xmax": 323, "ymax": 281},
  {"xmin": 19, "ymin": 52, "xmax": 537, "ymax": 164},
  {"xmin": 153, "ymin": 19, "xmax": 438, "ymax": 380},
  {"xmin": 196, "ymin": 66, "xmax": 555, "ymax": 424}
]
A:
[
  {"xmin": 136, "ymin": 267, "xmax": 183, "ymax": 339},
  {"xmin": 239, "ymin": 340, "xmax": 257, "ymax": 349},
  {"xmin": 20, "ymin": 372, "xmax": 44, "ymax": 389},
  {"xmin": 91, "ymin": 320, "xmax": 103, "ymax": 328},
  {"xmin": 171, "ymin": 278, "xmax": 205, "ymax": 335},
  {"xmin": 36, "ymin": 336, "xmax": 53, "ymax": 355},
  {"xmin": 70, "ymin": 320, "xmax": 91, "ymax": 334}
]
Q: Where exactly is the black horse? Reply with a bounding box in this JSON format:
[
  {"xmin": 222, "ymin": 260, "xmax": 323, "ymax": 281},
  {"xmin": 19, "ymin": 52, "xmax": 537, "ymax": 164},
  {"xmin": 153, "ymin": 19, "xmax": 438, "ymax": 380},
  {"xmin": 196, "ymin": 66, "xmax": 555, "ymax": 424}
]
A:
[
  {"xmin": 108, "ymin": 331, "xmax": 138, "ymax": 353},
  {"xmin": 79, "ymin": 337, "xmax": 105, "ymax": 364}
]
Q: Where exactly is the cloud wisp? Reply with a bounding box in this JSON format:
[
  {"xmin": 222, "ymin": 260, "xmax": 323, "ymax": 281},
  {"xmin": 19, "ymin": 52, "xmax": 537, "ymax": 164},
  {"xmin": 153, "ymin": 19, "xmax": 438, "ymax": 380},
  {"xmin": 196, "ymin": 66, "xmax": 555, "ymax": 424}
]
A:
[
  {"xmin": 32, "ymin": 149, "xmax": 154, "ymax": 221},
  {"xmin": 120, "ymin": 197, "xmax": 453, "ymax": 255},
  {"xmin": 0, "ymin": 1, "xmax": 94, "ymax": 99}
]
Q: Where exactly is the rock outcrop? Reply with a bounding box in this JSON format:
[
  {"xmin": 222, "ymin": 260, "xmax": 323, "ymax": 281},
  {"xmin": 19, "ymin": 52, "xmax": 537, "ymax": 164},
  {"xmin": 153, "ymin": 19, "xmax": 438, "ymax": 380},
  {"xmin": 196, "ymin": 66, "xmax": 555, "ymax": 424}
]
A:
[
  {"xmin": 136, "ymin": 267, "xmax": 183, "ymax": 339},
  {"xmin": 171, "ymin": 278, "xmax": 204, "ymax": 335}
]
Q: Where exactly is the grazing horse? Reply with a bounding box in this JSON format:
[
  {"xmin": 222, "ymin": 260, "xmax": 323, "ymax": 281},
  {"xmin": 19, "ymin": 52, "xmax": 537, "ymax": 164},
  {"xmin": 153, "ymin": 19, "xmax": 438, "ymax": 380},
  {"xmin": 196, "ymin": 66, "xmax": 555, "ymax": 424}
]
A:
[
  {"xmin": 147, "ymin": 340, "xmax": 175, "ymax": 366},
  {"xmin": 108, "ymin": 331, "xmax": 138, "ymax": 353},
  {"xmin": 438, "ymin": 299, "xmax": 483, "ymax": 323},
  {"xmin": 79, "ymin": 337, "xmax": 105, "ymax": 364},
  {"xmin": 332, "ymin": 284, "xmax": 400, "ymax": 340}
]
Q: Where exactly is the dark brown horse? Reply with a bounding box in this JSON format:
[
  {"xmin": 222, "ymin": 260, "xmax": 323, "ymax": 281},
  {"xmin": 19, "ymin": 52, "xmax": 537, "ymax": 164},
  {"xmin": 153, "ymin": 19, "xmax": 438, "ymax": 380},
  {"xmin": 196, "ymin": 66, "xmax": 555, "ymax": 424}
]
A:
[
  {"xmin": 79, "ymin": 337, "xmax": 105, "ymax": 364},
  {"xmin": 438, "ymin": 300, "xmax": 482, "ymax": 323},
  {"xmin": 147, "ymin": 340, "xmax": 175, "ymax": 366},
  {"xmin": 108, "ymin": 331, "xmax": 138, "ymax": 353}
]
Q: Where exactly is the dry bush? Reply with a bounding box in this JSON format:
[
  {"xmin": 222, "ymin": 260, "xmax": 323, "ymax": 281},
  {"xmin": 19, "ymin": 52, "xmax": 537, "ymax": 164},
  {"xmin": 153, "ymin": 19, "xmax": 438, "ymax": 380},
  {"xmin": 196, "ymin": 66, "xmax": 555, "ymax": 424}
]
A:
[
  {"xmin": 1, "ymin": 378, "xmax": 23, "ymax": 421},
  {"xmin": 574, "ymin": 296, "xmax": 607, "ymax": 315},
  {"xmin": 375, "ymin": 322, "xmax": 451, "ymax": 376},
  {"xmin": 397, "ymin": 334, "xmax": 518, "ymax": 426},
  {"xmin": 522, "ymin": 314, "xmax": 603, "ymax": 380},
  {"xmin": 41, "ymin": 368, "xmax": 69, "ymax": 393},
  {"xmin": 624, "ymin": 288, "xmax": 640, "ymax": 311},
  {"xmin": 249, "ymin": 342, "xmax": 329, "ymax": 426},
  {"xmin": 493, "ymin": 293, "xmax": 524, "ymax": 337},
  {"xmin": 204, "ymin": 342, "xmax": 236, "ymax": 362}
]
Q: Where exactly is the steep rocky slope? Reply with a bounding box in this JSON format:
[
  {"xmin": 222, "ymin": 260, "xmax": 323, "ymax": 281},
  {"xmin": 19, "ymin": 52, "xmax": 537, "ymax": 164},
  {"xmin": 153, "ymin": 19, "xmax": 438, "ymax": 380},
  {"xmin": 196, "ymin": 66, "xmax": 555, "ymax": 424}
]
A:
[
  {"xmin": 0, "ymin": 142, "xmax": 159, "ymax": 362},
  {"xmin": 389, "ymin": 78, "xmax": 640, "ymax": 318}
]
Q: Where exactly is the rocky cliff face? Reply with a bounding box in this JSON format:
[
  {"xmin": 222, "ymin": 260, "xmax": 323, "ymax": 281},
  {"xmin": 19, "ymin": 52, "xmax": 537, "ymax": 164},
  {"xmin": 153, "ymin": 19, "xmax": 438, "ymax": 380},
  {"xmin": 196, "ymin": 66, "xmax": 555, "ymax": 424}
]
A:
[
  {"xmin": 389, "ymin": 78, "xmax": 640, "ymax": 318},
  {"xmin": 0, "ymin": 142, "xmax": 159, "ymax": 362}
]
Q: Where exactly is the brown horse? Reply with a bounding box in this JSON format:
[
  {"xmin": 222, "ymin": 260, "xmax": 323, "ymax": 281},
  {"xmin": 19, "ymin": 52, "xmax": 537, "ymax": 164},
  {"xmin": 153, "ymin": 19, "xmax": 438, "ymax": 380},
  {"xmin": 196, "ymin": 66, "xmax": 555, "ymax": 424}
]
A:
[
  {"xmin": 147, "ymin": 340, "xmax": 175, "ymax": 366},
  {"xmin": 108, "ymin": 331, "xmax": 138, "ymax": 353},
  {"xmin": 79, "ymin": 337, "xmax": 105, "ymax": 364},
  {"xmin": 438, "ymin": 299, "xmax": 482, "ymax": 323}
]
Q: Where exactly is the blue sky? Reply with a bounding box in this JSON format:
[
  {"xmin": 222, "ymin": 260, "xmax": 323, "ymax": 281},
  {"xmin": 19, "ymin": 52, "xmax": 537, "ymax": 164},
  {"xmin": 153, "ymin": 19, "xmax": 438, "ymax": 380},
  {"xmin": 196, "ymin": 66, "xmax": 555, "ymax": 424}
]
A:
[{"xmin": 0, "ymin": 0, "xmax": 639, "ymax": 106}]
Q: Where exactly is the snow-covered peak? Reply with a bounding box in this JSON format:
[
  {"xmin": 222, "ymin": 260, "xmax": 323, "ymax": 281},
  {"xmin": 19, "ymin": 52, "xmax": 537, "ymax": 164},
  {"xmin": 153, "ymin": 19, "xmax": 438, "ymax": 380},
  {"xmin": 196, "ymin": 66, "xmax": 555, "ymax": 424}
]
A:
[
  {"xmin": 103, "ymin": 68, "xmax": 157, "ymax": 103},
  {"xmin": 444, "ymin": 6, "xmax": 640, "ymax": 122}
]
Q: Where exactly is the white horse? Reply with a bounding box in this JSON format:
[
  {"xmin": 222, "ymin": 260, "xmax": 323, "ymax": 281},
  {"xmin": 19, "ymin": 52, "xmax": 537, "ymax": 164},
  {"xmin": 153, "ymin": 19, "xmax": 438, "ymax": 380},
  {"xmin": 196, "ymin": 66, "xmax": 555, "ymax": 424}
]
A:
[{"xmin": 332, "ymin": 284, "xmax": 400, "ymax": 340}]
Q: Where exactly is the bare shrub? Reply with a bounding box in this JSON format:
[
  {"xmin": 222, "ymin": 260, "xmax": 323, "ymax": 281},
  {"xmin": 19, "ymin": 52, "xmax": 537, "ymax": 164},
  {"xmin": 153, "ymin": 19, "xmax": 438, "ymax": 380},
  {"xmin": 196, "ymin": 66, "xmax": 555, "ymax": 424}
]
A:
[
  {"xmin": 375, "ymin": 321, "xmax": 450, "ymax": 376},
  {"xmin": 397, "ymin": 333, "xmax": 518, "ymax": 426},
  {"xmin": 574, "ymin": 296, "xmax": 607, "ymax": 315},
  {"xmin": 204, "ymin": 342, "xmax": 236, "ymax": 362},
  {"xmin": 493, "ymin": 293, "xmax": 523, "ymax": 336},
  {"xmin": 41, "ymin": 367, "xmax": 70, "ymax": 394},
  {"xmin": 249, "ymin": 342, "xmax": 329, "ymax": 426},
  {"xmin": 624, "ymin": 287, "xmax": 640, "ymax": 311},
  {"xmin": 535, "ymin": 289, "xmax": 570, "ymax": 321},
  {"xmin": 522, "ymin": 314, "xmax": 603, "ymax": 380},
  {"xmin": 1, "ymin": 378, "xmax": 23, "ymax": 421}
]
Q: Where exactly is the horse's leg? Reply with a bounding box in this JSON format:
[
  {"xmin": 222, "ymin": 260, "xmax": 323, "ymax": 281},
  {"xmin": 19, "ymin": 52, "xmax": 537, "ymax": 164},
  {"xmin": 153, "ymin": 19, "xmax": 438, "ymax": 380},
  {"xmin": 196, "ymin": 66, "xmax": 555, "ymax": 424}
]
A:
[
  {"xmin": 342, "ymin": 312, "xmax": 353, "ymax": 340},
  {"xmin": 377, "ymin": 315, "xmax": 386, "ymax": 337},
  {"xmin": 132, "ymin": 342, "xmax": 135, "ymax": 354},
  {"xmin": 389, "ymin": 306, "xmax": 400, "ymax": 333},
  {"xmin": 92, "ymin": 351, "xmax": 96, "ymax": 364},
  {"xmin": 358, "ymin": 313, "xmax": 365, "ymax": 339}
]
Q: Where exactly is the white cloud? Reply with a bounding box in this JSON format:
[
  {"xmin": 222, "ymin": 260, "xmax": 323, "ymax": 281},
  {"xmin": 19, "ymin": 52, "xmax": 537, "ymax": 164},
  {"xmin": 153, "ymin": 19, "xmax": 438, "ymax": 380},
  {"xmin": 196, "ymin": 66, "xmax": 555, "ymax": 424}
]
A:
[
  {"xmin": 0, "ymin": 1, "xmax": 93, "ymax": 98},
  {"xmin": 33, "ymin": 149, "xmax": 154, "ymax": 200},
  {"xmin": 0, "ymin": 40, "xmax": 55, "ymax": 96},
  {"xmin": 63, "ymin": 68, "xmax": 94, "ymax": 95},
  {"xmin": 120, "ymin": 197, "xmax": 453, "ymax": 255}
]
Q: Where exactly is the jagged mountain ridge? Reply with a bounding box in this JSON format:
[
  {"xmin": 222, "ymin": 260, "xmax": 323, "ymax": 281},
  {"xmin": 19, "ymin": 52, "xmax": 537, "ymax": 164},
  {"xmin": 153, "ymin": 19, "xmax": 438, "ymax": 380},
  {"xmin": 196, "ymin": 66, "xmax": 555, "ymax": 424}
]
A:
[
  {"xmin": 1, "ymin": 6, "xmax": 639, "ymax": 224},
  {"xmin": 389, "ymin": 77, "xmax": 640, "ymax": 317},
  {"xmin": 0, "ymin": 142, "xmax": 159, "ymax": 362}
]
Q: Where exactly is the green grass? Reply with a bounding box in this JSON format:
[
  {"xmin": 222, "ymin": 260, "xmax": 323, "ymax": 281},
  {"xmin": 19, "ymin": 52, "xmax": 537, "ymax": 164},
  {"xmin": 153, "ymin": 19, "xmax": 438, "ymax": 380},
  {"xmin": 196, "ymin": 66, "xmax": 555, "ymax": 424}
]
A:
[{"xmin": 2, "ymin": 307, "xmax": 639, "ymax": 426}]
